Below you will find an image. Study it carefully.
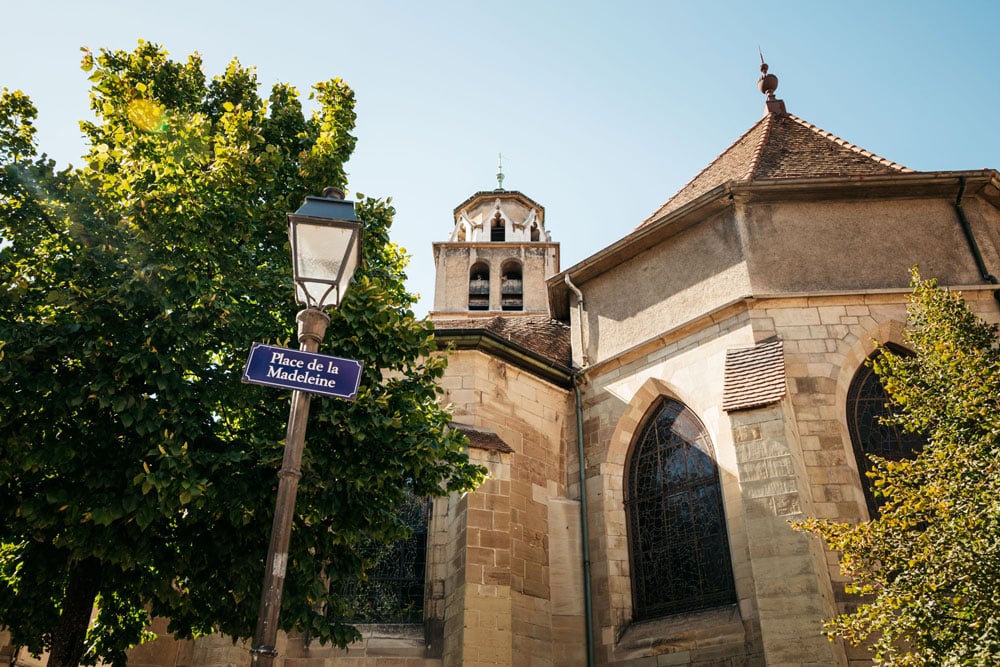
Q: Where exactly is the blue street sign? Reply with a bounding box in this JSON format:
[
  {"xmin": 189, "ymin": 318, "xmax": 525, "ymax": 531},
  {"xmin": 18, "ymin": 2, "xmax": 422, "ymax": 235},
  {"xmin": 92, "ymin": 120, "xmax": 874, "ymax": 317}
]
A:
[{"xmin": 242, "ymin": 343, "xmax": 363, "ymax": 400}]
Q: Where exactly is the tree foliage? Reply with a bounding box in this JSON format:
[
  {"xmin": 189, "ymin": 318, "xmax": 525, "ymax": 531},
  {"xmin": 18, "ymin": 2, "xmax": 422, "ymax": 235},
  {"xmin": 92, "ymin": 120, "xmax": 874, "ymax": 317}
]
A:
[
  {"xmin": 0, "ymin": 41, "xmax": 484, "ymax": 667},
  {"xmin": 798, "ymin": 270, "xmax": 1000, "ymax": 666}
]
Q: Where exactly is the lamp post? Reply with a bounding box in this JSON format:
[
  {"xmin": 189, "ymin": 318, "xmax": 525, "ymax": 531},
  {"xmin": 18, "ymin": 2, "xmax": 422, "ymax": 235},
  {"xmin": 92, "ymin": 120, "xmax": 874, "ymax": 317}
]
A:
[{"xmin": 250, "ymin": 187, "xmax": 362, "ymax": 667}]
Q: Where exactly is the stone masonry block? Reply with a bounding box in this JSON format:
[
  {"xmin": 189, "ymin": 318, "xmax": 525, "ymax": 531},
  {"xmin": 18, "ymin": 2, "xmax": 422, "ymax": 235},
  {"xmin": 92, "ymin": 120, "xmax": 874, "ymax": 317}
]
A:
[
  {"xmin": 764, "ymin": 456, "xmax": 795, "ymax": 478},
  {"xmin": 468, "ymin": 508, "xmax": 493, "ymax": 530},
  {"xmin": 739, "ymin": 460, "xmax": 769, "ymax": 482},
  {"xmin": 772, "ymin": 492, "xmax": 802, "ymax": 516},
  {"xmin": 769, "ymin": 307, "xmax": 821, "ymax": 326},
  {"xmin": 817, "ymin": 305, "xmax": 847, "ymax": 323},
  {"xmin": 733, "ymin": 424, "xmax": 762, "ymax": 443},
  {"xmin": 782, "ymin": 325, "xmax": 813, "ymax": 340},
  {"xmin": 844, "ymin": 304, "xmax": 870, "ymax": 316},
  {"xmin": 743, "ymin": 477, "xmax": 798, "ymax": 499},
  {"xmin": 479, "ymin": 530, "xmax": 511, "ymax": 550},
  {"xmin": 796, "ymin": 339, "xmax": 830, "ymax": 354},
  {"xmin": 734, "ymin": 439, "xmax": 790, "ymax": 463}
]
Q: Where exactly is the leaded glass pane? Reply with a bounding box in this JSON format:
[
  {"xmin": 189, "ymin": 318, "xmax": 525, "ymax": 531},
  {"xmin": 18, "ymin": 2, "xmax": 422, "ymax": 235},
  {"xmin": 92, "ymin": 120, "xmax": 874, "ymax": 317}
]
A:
[
  {"xmin": 338, "ymin": 494, "xmax": 430, "ymax": 623},
  {"xmin": 847, "ymin": 351, "xmax": 925, "ymax": 516},
  {"xmin": 625, "ymin": 399, "xmax": 736, "ymax": 620},
  {"xmin": 662, "ymin": 446, "xmax": 688, "ymax": 486},
  {"xmin": 686, "ymin": 439, "xmax": 715, "ymax": 479}
]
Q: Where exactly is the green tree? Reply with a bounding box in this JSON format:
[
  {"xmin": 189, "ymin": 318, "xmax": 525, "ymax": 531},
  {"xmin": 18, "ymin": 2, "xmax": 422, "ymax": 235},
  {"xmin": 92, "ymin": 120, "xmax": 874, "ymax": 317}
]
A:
[
  {"xmin": 798, "ymin": 271, "xmax": 1000, "ymax": 666},
  {"xmin": 0, "ymin": 41, "xmax": 483, "ymax": 667}
]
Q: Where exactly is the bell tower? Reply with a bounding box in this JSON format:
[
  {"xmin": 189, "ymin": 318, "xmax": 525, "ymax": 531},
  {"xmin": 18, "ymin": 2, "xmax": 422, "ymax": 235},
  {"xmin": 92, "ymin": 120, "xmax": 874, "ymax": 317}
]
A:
[{"xmin": 430, "ymin": 185, "xmax": 559, "ymax": 319}]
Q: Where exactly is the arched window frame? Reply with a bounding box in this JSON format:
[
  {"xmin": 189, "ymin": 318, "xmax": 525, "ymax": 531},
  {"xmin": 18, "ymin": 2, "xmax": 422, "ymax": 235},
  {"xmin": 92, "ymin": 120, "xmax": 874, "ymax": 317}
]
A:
[
  {"xmin": 490, "ymin": 212, "xmax": 506, "ymax": 242},
  {"xmin": 468, "ymin": 261, "xmax": 490, "ymax": 311},
  {"xmin": 846, "ymin": 345, "xmax": 925, "ymax": 516},
  {"xmin": 624, "ymin": 398, "xmax": 736, "ymax": 620},
  {"xmin": 530, "ymin": 221, "xmax": 541, "ymax": 242},
  {"xmin": 500, "ymin": 259, "xmax": 523, "ymax": 312}
]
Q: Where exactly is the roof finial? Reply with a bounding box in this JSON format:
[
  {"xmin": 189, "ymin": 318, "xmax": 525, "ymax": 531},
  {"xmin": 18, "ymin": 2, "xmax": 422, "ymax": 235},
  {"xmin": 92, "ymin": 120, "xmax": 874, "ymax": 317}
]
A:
[
  {"xmin": 496, "ymin": 152, "xmax": 505, "ymax": 191},
  {"xmin": 756, "ymin": 49, "xmax": 786, "ymax": 115}
]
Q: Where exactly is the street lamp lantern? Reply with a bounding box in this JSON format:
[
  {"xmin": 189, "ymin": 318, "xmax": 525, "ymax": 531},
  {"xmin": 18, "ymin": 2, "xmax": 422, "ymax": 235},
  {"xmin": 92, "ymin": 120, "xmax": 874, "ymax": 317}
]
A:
[
  {"xmin": 288, "ymin": 186, "xmax": 362, "ymax": 310},
  {"xmin": 251, "ymin": 187, "xmax": 360, "ymax": 667}
]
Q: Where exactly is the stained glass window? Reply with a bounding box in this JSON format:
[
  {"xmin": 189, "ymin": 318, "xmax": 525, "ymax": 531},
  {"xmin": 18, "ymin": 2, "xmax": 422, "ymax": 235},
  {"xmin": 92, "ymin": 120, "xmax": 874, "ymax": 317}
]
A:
[
  {"xmin": 339, "ymin": 493, "xmax": 430, "ymax": 623},
  {"xmin": 846, "ymin": 349, "xmax": 925, "ymax": 516},
  {"xmin": 625, "ymin": 398, "xmax": 736, "ymax": 620}
]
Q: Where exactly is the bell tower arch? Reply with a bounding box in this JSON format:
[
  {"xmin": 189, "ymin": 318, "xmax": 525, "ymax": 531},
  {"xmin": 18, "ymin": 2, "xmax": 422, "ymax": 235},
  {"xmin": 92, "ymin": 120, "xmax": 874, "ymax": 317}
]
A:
[{"xmin": 431, "ymin": 187, "xmax": 559, "ymax": 318}]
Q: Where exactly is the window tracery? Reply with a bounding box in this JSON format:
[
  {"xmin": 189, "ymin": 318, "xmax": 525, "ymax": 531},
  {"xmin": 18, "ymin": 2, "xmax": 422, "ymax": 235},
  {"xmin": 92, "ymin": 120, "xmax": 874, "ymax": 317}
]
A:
[
  {"xmin": 337, "ymin": 493, "xmax": 430, "ymax": 624},
  {"xmin": 846, "ymin": 347, "xmax": 925, "ymax": 516},
  {"xmin": 625, "ymin": 398, "xmax": 736, "ymax": 620}
]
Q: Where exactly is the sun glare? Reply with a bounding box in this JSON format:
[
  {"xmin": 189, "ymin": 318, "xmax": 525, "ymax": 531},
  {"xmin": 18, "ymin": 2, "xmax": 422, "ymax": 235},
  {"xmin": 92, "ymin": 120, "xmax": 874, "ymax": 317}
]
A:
[{"xmin": 127, "ymin": 99, "xmax": 166, "ymax": 133}]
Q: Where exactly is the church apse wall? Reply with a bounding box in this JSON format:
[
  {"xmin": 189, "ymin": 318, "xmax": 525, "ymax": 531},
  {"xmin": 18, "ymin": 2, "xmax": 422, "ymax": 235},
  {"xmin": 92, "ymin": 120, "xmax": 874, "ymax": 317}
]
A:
[
  {"xmin": 564, "ymin": 209, "xmax": 752, "ymax": 366},
  {"xmin": 739, "ymin": 195, "xmax": 989, "ymax": 294}
]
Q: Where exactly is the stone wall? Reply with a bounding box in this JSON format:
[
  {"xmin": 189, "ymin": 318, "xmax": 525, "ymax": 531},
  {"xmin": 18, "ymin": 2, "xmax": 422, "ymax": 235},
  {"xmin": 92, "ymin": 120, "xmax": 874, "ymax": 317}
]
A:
[
  {"xmin": 432, "ymin": 243, "xmax": 559, "ymax": 315},
  {"xmin": 748, "ymin": 287, "xmax": 1000, "ymax": 666},
  {"xmin": 437, "ymin": 349, "xmax": 580, "ymax": 665}
]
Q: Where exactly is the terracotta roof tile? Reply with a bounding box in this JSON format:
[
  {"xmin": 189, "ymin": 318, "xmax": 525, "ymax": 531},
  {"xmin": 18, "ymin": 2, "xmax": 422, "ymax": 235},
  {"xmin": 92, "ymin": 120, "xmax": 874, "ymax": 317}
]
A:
[
  {"xmin": 431, "ymin": 315, "xmax": 571, "ymax": 368},
  {"xmin": 452, "ymin": 423, "xmax": 514, "ymax": 453},
  {"xmin": 643, "ymin": 111, "xmax": 915, "ymax": 225},
  {"xmin": 722, "ymin": 338, "xmax": 787, "ymax": 412}
]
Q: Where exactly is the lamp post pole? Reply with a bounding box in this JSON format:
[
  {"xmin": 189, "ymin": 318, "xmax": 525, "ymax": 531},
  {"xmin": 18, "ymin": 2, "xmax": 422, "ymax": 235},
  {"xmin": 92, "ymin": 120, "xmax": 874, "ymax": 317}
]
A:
[
  {"xmin": 248, "ymin": 187, "xmax": 360, "ymax": 667},
  {"xmin": 250, "ymin": 307, "xmax": 330, "ymax": 667}
]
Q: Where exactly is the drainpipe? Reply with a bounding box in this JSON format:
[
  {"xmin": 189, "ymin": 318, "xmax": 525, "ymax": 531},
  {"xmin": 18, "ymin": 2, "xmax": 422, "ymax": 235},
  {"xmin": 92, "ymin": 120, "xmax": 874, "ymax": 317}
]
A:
[
  {"xmin": 954, "ymin": 176, "xmax": 1000, "ymax": 306},
  {"xmin": 574, "ymin": 377, "xmax": 595, "ymax": 667},
  {"xmin": 565, "ymin": 274, "xmax": 595, "ymax": 667},
  {"xmin": 565, "ymin": 274, "xmax": 589, "ymax": 366}
]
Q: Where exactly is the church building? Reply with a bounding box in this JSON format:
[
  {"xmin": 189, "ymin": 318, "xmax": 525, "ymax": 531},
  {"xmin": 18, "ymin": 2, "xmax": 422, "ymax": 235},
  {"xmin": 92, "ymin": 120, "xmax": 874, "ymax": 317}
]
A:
[{"xmin": 27, "ymin": 62, "xmax": 999, "ymax": 667}]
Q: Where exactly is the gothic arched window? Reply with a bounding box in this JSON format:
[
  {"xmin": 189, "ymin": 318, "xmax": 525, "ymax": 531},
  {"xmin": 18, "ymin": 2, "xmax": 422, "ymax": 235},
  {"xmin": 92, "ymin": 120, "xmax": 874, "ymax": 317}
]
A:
[
  {"xmin": 468, "ymin": 262, "xmax": 489, "ymax": 311},
  {"xmin": 625, "ymin": 398, "xmax": 736, "ymax": 620},
  {"xmin": 846, "ymin": 347, "xmax": 925, "ymax": 516}
]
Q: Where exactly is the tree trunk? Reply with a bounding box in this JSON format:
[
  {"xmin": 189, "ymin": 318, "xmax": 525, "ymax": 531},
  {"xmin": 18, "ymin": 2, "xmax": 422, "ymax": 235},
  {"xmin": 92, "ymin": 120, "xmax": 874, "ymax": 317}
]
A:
[{"xmin": 47, "ymin": 557, "xmax": 102, "ymax": 667}]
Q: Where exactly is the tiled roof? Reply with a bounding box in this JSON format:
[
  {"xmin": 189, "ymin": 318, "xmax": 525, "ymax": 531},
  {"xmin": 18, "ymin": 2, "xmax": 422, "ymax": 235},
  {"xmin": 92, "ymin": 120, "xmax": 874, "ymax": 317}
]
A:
[
  {"xmin": 644, "ymin": 110, "xmax": 915, "ymax": 225},
  {"xmin": 722, "ymin": 338, "xmax": 787, "ymax": 412},
  {"xmin": 452, "ymin": 423, "xmax": 514, "ymax": 453},
  {"xmin": 431, "ymin": 315, "xmax": 572, "ymax": 369}
]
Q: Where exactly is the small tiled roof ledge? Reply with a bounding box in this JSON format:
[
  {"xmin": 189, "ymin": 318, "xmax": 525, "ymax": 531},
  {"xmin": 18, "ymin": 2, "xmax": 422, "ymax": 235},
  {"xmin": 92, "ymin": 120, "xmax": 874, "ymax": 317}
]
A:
[
  {"xmin": 451, "ymin": 422, "xmax": 514, "ymax": 453},
  {"xmin": 722, "ymin": 337, "xmax": 786, "ymax": 412}
]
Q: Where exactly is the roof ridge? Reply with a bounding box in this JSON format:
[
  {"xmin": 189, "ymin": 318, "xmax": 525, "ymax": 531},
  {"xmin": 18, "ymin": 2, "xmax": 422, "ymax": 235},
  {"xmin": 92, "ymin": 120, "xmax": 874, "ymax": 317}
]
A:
[
  {"xmin": 640, "ymin": 114, "xmax": 771, "ymax": 227},
  {"xmin": 785, "ymin": 113, "xmax": 914, "ymax": 173},
  {"xmin": 745, "ymin": 112, "xmax": 778, "ymax": 180}
]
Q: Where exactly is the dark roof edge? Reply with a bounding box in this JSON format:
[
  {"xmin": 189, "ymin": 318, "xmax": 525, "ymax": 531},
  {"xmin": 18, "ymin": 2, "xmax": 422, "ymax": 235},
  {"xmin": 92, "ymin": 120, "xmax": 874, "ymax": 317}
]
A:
[
  {"xmin": 453, "ymin": 189, "xmax": 546, "ymax": 218},
  {"xmin": 433, "ymin": 328, "xmax": 575, "ymax": 388},
  {"xmin": 548, "ymin": 169, "xmax": 1000, "ymax": 320}
]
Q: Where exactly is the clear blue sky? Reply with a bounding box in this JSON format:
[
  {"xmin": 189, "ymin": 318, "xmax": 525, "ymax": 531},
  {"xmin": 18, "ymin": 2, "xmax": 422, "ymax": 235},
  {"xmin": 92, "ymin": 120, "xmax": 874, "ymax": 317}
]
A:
[{"xmin": 4, "ymin": 1, "xmax": 999, "ymax": 316}]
